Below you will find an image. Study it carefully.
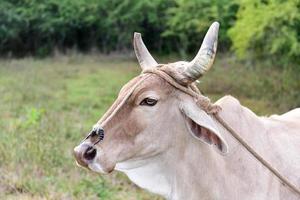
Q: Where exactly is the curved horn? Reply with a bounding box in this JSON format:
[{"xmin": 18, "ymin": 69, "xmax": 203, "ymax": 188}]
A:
[
  {"xmin": 185, "ymin": 22, "xmax": 219, "ymax": 81},
  {"xmin": 133, "ymin": 32, "xmax": 158, "ymax": 70}
]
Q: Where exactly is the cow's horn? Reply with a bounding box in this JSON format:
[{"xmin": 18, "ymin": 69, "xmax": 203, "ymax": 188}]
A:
[
  {"xmin": 184, "ymin": 22, "xmax": 219, "ymax": 81},
  {"xmin": 133, "ymin": 32, "xmax": 158, "ymax": 70}
]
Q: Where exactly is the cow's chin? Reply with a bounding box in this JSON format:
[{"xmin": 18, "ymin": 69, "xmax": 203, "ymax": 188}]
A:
[
  {"xmin": 87, "ymin": 158, "xmax": 115, "ymax": 174},
  {"xmin": 88, "ymin": 162, "xmax": 107, "ymax": 174}
]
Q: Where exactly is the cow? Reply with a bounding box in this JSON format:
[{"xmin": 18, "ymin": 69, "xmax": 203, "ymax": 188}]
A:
[{"xmin": 74, "ymin": 22, "xmax": 300, "ymax": 200}]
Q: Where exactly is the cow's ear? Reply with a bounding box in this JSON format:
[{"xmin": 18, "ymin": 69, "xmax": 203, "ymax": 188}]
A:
[{"xmin": 180, "ymin": 101, "xmax": 228, "ymax": 154}]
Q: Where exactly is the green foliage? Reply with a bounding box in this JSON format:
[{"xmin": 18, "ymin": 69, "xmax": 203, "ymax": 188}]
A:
[
  {"xmin": 21, "ymin": 107, "xmax": 45, "ymax": 128},
  {"xmin": 164, "ymin": 0, "xmax": 238, "ymax": 55},
  {"xmin": 228, "ymin": 0, "xmax": 300, "ymax": 67},
  {"xmin": 0, "ymin": 0, "xmax": 300, "ymax": 68},
  {"xmin": 0, "ymin": 0, "xmax": 173, "ymax": 57}
]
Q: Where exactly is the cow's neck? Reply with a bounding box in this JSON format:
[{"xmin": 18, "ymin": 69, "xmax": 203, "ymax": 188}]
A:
[
  {"xmin": 114, "ymin": 132, "xmax": 230, "ymax": 200},
  {"xmin": 167, "ymin": 134, "xmax": 281, "ymax": 200},
  {"xmin": 115, "ymin": 136, "xmax": 231, "ymax": 200},
  {"xmin": 115, "ymin": 131, "xmax": 277, "ymax": 199}
]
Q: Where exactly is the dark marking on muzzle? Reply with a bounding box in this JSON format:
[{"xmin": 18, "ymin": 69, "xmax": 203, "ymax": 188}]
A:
[{"xmin": 84, "ymin": 124, "xmax": 105, "ymax": 146}]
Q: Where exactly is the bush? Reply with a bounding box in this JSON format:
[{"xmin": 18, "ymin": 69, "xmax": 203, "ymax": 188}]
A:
[
  {"xmin": 163, "ymin": 0, "xmax": 238, "ymax": 56},
  {"xmin": 0, "ymin": 0, "xmax": 175, "ymax": 57},
  {"xmin": 228, "ymin": 0, "xmax": 300, "ymax": 68},
  {"xmin": 0, "ymin": 0, "xmax": 299, "ymax": 70}
]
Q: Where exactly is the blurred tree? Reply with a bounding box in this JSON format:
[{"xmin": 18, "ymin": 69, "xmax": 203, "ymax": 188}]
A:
[
  {"xmin": 228, "ymin": 0, "xmax": 300, "ymax": 68},
  {"xmin": 0, "ymin": 0, "xmax": 299, "ymax": 67},
  {"xmin": 95, "ymin": 0, "xmax": 174, "ymax": 53},
  {"xmin": 0, "ymin": 0, "xmax": 102, "ymax": 56},
  {"xmin": 163, "ymin": 0, "xmax": 238, "ymax": 57},
  {"xmin": 0, "ymin": 0, "xmax": 174, "ymax": 56}
]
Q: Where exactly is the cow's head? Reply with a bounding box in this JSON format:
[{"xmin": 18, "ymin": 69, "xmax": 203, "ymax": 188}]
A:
[{"xmin": 74, "ymin": 22, "xmax": 228, "ymax": 174}]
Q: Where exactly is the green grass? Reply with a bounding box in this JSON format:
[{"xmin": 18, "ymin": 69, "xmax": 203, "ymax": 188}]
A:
[
  {"xmin": 0, "ymin": 55, "xmax": 161, "ymax": 200},
  {"xmin": 0, "ymin": 54, "xmax": 298, "ymax": 199}
]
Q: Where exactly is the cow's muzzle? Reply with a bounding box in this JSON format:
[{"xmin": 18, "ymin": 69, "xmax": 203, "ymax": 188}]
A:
[
  {"xmin": 73, "ymin": 143, "xmax": 97, "ymax": 167},
  {"xmin": 74, "ymin": 124, "xmax": 105, "ymax": 167}
]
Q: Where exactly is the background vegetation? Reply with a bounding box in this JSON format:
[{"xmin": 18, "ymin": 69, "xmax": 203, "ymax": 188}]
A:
[
  {"xmin": 0, "ymin": 0, "xmax": 299, "ymax": 68},
  {"xmin": 0, "ymin": 0, "xmax": 299, "ymax": 199}
]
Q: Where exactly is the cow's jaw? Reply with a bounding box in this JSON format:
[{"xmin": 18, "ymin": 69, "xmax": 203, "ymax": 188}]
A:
[{"xmin": 115, "ymin": 154, "xmax": 173, "ymax": 199}]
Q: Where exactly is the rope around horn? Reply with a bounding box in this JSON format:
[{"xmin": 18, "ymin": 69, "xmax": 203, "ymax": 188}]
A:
[{"xmin": 142, "ymin": 67, "xmax": 300, "ymax": 196}]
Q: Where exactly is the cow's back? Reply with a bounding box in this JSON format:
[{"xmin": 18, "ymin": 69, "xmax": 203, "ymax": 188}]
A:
[
  {"xmin": 262, "ymin": 108, "xmax": 300, "ymax": 192},
  {"xmin": 216, "ymin": 96, "xmax": 300, "ymax": 197},
  {"xmin": 269, "ymin": 108, "xmax": 300, "ymax": 127}
]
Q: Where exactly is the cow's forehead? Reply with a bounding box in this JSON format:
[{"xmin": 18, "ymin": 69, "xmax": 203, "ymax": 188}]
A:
[
  {"xmin": 98, "ymin": 74, "xmax": 174, "ymax": 126},
  {"xmin": 119, "ymin": 74, "xmax": 174, "ymax": 101},
  {"xmin": 119, "ymin": 76, "xmax": 144, "ymax": 97}
]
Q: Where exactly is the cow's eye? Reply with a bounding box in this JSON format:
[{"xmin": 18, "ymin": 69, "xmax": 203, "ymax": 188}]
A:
[{"xmin": 140, "ymin": 98, "xmax": 157, "ymax": 106}]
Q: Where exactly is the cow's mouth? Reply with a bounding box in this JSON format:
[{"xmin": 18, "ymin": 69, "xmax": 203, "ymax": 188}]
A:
[{"xmin": 88, "ymin": 162, "xmax": 106, "ymax": 173}]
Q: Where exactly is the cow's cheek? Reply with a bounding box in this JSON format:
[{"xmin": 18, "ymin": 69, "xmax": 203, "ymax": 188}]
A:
[
  {"xmin": 95, "ymin": 152, "xmax": 116, "ymax": 173},
  {"xmin": 99, "ymin": 110, "xmax": 147, "ymax": 166},
  {"xmin": 124, "ymin": 110, "xmax": 147, "ymax": 137}
]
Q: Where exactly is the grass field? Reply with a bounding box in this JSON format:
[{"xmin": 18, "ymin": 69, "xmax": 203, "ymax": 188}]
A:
[{"xmin": 0, "ymin": 54, "xmax": 297, "ymax": 199}]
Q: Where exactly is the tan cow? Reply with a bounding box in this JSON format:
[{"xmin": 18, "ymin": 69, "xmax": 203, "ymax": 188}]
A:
[{"xmin": 74, "ymin": 22, "xmax": 300, "ymax": 200}]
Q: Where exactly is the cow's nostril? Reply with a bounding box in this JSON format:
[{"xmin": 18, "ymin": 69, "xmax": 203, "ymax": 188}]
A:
[{"xmin": 83, "ymin": 146, "xmax": 97, "ymax": 160}]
